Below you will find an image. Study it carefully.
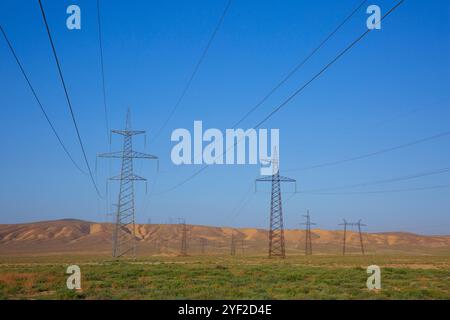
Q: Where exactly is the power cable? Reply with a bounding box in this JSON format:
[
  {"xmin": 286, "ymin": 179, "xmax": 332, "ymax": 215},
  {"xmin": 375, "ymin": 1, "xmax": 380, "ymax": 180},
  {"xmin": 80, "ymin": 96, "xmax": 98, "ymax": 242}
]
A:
[
  {"xmin": 301, "ymin": 166, "xmax": 450, "ymax": 193},
  {"xmin": 232, "ymin": 0, "xmax": 368, "ymax": 128},
  {"xmin": 96, "ymin": 0, "xmax": 110, "ymax": 141},
  {"xmin": 303, "ymin": 184, "xmax": 450, "ymax": 195},
  {"xmin": 153, "ymin": 0, "xmax": 405, "ymax": 195},
  {"xmin": 151, "ymin": 0, "xmax": 233, "ymax": 143},
  {"xmin": 285, "ymin": 129, "xmax": 450, "ymax": 172},
  {"xmin": 38, "ymin": 0, "xmax": 102, "ymax": 197},
  {"xmin": 0, "ymin": 24, "xmax": 86, "ymax": 174}
]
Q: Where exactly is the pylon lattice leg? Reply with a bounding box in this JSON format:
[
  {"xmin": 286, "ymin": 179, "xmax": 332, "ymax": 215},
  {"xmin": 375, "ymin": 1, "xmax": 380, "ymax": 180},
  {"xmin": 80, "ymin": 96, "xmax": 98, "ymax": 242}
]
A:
[
  {"xmin": 113, "ymin": 125, "xmax": 136, "ymax": 258},
  {"xmin": 100, "ymin": 109, "xmax": 158, "ymax": 259},
  {"xmin": 269, "ymin": 172, "xmax": 285, "ymax": 258}
]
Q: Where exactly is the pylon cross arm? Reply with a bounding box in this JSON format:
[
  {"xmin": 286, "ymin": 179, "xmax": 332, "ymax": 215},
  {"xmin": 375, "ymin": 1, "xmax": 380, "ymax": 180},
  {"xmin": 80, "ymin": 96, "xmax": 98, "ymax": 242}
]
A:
[
  {"xmin": 112, "ymin": 129, "xmax": 145, "ymax": 136},
  {"xmin": 98, "ymin": 150, "xmax": 158, "ymax": 159},
  {"xmin": 109, "ymin": 174, "xmax": 147, "ymax": 181},
  {"xmin": 98, "ymin": 151, "xmax": 123, "ymax": 158},
  {"xmin": 255, "ymin": 176, "xmax": 274, "ymax": 182},
  {"xmin": 130, "ymin": 151, "xmax": 158, "ymax": 159},
  {"xmin": 278, "ymin": 176, "xmax": 296, "ymax": 182}
]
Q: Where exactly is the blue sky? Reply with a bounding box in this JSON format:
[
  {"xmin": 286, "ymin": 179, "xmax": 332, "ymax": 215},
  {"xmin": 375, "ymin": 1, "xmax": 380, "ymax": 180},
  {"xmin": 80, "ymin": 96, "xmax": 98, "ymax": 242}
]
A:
[{"xmin": 0, "ymin": 0, "xmax": 449, "ymax": 234}]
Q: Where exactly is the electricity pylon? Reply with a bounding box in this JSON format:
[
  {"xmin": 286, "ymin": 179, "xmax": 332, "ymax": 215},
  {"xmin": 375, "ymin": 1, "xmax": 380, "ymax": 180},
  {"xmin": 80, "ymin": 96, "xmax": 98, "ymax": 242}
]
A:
[
  {"xmin": 300, "ymin": 210, "xmax": 316, "ymax": 255},
  {"xmin": 339, "ymin": 219, "xmax": 366, "ymax": 256},
  {"xmin": 230, "ymin": 232, "xmax": 236, "ymax": 256},
  {"xmin": 255, "ymin": 148, "xmax": 296, "ymax": 258},
  {"xmin": 160, "ymin": 238, "xmax": 169, "ymax": 253},
  {"xmin": 240, "ymin": 239, "xmax": 245, "ymax": 255},
  {"xmin": 199, "ymin": 238, "xmax": 208, "ymax": 254},
  {"xmin": 99, "ymin": 109, "xmax": 158, "ymax": 259},
  {"xmin": 179, "ymin": 219, "xmax": 189, "ymax": 256}
]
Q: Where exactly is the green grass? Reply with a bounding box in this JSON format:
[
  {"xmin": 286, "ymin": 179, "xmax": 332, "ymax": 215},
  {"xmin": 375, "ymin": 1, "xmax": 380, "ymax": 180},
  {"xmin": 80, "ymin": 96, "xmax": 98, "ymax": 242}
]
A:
[{"xmin": 0, "ymin": 255, "xmax": 449, "ymax": 299}]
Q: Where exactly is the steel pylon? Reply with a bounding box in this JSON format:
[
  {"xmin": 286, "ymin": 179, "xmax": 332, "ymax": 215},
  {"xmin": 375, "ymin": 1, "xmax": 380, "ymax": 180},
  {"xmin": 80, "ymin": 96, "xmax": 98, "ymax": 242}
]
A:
[
  {"xmin": 179, "ymin": 219, "xmax": 189, "ymax": 256},
  {"xmin": 98, "ymin": 109, "xmax": 158, "ymax": 258},
  {"xmin": 255, "ymin": 148, "xmax": 296, "ymax": 258},
  {"xmin": 300, "ymin": 210, "xmax": 316, "ymax": 255},
  {"xmin": 339, "ymin": 219, "xmax": 367, "ymax": 256}
]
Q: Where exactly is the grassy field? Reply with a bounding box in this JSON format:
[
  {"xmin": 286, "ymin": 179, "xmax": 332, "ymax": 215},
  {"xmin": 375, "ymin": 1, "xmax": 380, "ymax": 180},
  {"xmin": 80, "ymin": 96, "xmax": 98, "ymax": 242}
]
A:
[{"xmin": 0, "ymin": 254, "xmax": 449, "ymax": 300}]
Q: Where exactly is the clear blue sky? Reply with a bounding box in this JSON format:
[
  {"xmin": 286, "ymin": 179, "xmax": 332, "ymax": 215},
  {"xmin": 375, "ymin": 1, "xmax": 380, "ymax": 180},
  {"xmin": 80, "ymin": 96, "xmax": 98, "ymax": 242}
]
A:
[{"xmin": 1, "ymin": 0, "xmax": 449, "ymax": 234}]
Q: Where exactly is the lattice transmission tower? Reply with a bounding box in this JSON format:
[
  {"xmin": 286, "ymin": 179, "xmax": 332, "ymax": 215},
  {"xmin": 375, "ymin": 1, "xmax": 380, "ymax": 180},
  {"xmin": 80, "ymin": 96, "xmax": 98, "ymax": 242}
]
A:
[
  {"xmin": 339, "ymin": 219, "xmax": 366, "ymax": 256},
  {"xmin": 199, "ymin": 238, "xmax": 208, "ymax": 254},
  {"xmin": 230, "ymin": 232, "xmax": 236, "ymax": 256},
  {"xmin": 255, "ymin": 148, "xmax": 296, "ymax": 258},
  {"xmin": 179, "ymin": 219, "xmax": 190, "ymax": 256},
  {"xmin": 240, "ymin": 239, "xmax": 245, "ymax": 255},
  {"xmin": 300, "ymin": 210, "xmax": 316, "ymax": 255},
  {"xmin": 99, "ymin": 109, "xmax": 158, "ymax": 258}
]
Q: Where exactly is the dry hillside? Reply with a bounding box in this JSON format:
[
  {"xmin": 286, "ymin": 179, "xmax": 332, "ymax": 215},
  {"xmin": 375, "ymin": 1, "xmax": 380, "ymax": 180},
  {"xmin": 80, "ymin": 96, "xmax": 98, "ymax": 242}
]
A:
[{"xmin": 0, "ymin": 219, "xmax": 449, "ymax": 256}]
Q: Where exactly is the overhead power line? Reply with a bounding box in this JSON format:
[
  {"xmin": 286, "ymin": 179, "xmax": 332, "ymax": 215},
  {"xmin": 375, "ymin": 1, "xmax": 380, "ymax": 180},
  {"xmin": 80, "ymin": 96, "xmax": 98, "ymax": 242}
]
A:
[
  {"xmin": 285, "ymin": 130, "xmax": 450, "ymax": 172},
  {"xmin": 151, "ymin": 0, "xmax": 233, "ymax": 143},
  {"xmin": 224, "ymin": 183, "xmax": 255, "ymax": 225},
  {"xmin": 304, "ymin": 184, "xmax": 450, "ymax": 195},
  {"xmin": 38, "ymin": 0, "xmax": 102, "ymax": 197},
  {"xmin": 253, "ymin": 0, "xmax": 405, "ymax": 129},
  {"xmin": 0, "ymin": 24, "xmax": 86, "ymax": 174},
  {"xmin": 96, "ymin": 0, "xmax": 112, "ymax": 218},
  {"xmin": 154, "ymin": 0, "xmax": 405, "ymax": 195},
  {"xmin": 302, "ymin": 166, "xmax": 450, "ymax": 193},
  {"xmin": 180, "ymin": 0, "xmax": 367, "ymax": 172},
  {"xmin": 189, "ymin": 0, "xmax": 366, "ymax": 166},
  {"xmin": 232, "ymin": 0, "xmax": 368, "ymax": 128},
  {"xmin": 96, "ymin": 0, "xmax": 110, "ymax": 142}
]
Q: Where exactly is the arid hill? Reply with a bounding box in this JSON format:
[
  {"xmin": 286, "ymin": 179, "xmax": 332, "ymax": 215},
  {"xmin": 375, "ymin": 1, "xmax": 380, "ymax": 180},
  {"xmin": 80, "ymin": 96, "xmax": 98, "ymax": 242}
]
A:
[{"xmin": 0, "ymin": 219, "xmax": 449, "ymax": 256}]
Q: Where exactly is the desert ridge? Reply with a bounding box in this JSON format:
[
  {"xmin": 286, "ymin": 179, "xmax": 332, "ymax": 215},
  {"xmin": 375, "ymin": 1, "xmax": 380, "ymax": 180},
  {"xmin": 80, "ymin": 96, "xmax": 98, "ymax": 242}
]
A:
[{"xmin": 0, "ymin": 219, "xmax": 449, "ymax": 256}]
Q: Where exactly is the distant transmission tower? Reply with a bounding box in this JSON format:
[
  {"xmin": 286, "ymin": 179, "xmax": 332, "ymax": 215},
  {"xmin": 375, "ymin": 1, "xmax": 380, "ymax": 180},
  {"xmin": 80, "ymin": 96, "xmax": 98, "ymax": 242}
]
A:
[
  {"xmin": 179, "ymin": 219, "xmax": 189, "ymax": 256},
  {"xmin": 300, "ymin": 210, "xmax": 316, "ymax": 255},
  {"xmin": 255, "ymin": 148, "xmax": 296, "ymax": 258},
  {"xmin": 199, "ymin": 238, "xmax": 208, "ymax": 254},
  {"xmin": 105, "ymin": 203, "xmax": 116, "ymax": 223},
  {"xmin": 230, "ymin": 232, "xmax": 236, "ymax": 256},
  {"xmin": 99, "ymin": 109, "xmax": 158, "ymax": 258},
  {"xmin": 339, "ymin": 219, "xmax": 366, "ymax": 256},
  {"xmin": 161, "ymin": 238, "xmax": 169, "ymax": 253},
  {"xmin": 153, "ymin": 238, "xmax": 160, "ymax": 253}
]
